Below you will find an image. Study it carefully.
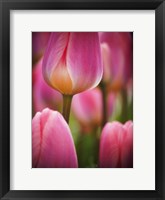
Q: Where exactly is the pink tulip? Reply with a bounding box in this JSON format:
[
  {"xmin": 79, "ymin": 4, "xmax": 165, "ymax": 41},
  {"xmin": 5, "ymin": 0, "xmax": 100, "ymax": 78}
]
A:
[
  {"xmin": 72, "ymin": 88, "xmax": 102, "ymax": 129},
  {"xmin": 42, "ymin": 32, "xmax": 103, "ymax": 95},
  {"xmin": 32, "ymin": 58, "xmax": 62, "ymax": 115},
  {"xmin": 99, "ymin": 121, "xmax": 133, "ymax": 168},
  {"xmin": 32, "ymin": 32, "xmax": 50, "ymax": 63},
  {"xmin": 99, "ymin": 32, "xmax": 133, "ymax": 91},
  {"xmin": 32, "ymin": 108, "xmax": 78, "ymax": 168}
]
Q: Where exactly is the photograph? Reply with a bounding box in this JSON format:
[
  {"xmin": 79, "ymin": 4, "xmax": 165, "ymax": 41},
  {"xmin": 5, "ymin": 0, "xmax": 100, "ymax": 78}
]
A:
[
  {"xmin": 1, "ymin": 0, "xmax": 164, "ymax": 199},
  {"xmin": 32, "ymin": 32, "xmax": 133, "ymax": 168}
]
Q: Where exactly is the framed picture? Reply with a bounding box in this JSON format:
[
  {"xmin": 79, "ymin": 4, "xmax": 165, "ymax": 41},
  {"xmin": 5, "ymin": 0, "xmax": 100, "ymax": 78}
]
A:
[{"xmin": 0, "ymin": 0, "xmax": 164, "ymax": 199}]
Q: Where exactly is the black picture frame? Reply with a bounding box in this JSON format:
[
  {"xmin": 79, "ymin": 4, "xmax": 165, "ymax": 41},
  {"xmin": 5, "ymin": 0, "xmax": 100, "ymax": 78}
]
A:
[{"xmin": 0, "ymin": 0, "xmax": 165, "ymax": 199}]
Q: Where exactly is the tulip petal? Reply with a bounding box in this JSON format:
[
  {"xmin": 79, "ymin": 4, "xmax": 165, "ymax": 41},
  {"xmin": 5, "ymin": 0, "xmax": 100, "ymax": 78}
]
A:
[
  {"xmin": 32, "ymin": 112, "xmax": 42, "ymax": 168},
  {"xmin": 50, "ymin": 61, "xmax": 73, "ymax": 94},
  {"xmin": 67, "ymin": 32, "xmax": 103, "ymax": 94},
  {"xmin": 32, "ymin": 109, "xmax": 52, "ymax": 167},
  {"xmin": 122, "ymin": 121, "xmax": 133, "ymax": 167},
  {"xmin": 99, "ymin": 122, "xmax": 125, "ymax": 168},
  {"xmin": 42, "ymin": 32, "xmax": 70, "ymax": 85},
  {"xmin": 99, "ymin": 121, "xmax": 133, "ymax": 168},
  {"xmin": 32, "ymin": 108, "xmax": 78, "ymax": 168}
]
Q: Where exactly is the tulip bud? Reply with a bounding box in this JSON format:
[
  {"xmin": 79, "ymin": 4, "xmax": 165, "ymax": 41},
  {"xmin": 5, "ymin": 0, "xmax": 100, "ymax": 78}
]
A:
[
  {"xmin": 32, "ymin": 58, "xmax": 62, "ymax": 115},
  {"xmin": 99, "ymin": 32, "xmax": 133, "ymax": 91},
  {"xmin": 72, "ymin": 88, "xmax": 102, "ymax": 131},
  {"xmin": 99, "ymin": 121, "xmax": 133, "ymax": 168},
  {"xmin": 32, "ymin": 108, "xmax": 78, "ymax": 168},
  {"xmin": 42, "ymin": 32, "xmax": 103, "ymax": 95}
]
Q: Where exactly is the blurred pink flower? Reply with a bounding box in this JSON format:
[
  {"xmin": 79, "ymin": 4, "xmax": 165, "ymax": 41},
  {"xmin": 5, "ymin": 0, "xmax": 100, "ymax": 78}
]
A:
[
  {"xmin": 32, "ymin": 32, "xmax": 50, "ymax": 63},
  {"xmin": 32, "ymin": 108, "xmax": 78, "ymax": 168},
  {"xmin": 72, "ymin": 88, "xmax": 102, "ymax": 130},
  {"xmin": 42, "ymin": 32, "xmax": 103, "ymax": 95},
  {"xmin": 99, "ymin": 121, "xmax": 133, "ymax": 168},
  {"xmin": 33, "ymin": 58, "xmax": 62, "ymax": 115},
  {"xmin": 101, "ymin": 43, "xmax": 112, "ymax": 83},
  {"xmin": 100, "ymin": 32, "xmax": 133, "ymax": 91}
]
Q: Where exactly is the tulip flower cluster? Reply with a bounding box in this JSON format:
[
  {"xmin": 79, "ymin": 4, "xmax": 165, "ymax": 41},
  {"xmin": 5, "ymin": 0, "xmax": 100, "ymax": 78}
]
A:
[{"xmin": 32, "ymin": 32, "xmax": 133, "ymax": 168}]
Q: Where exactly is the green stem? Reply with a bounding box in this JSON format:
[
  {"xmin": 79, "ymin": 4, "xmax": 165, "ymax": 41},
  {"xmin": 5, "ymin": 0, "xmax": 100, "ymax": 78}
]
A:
[
  {"xmin": 92, "ymin": 126, "xmax": 99, "ymax": 167},
  {"xmin": 62, "ymin": 95, "xmax": 73, "ymax": 124},
  {"xmin": 121, "ymin": 89, "xmax": 128, "ymax": 123},
  {"xmin": 101, "ymin": 82, "xmax": 108, "ymax": 128}
]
